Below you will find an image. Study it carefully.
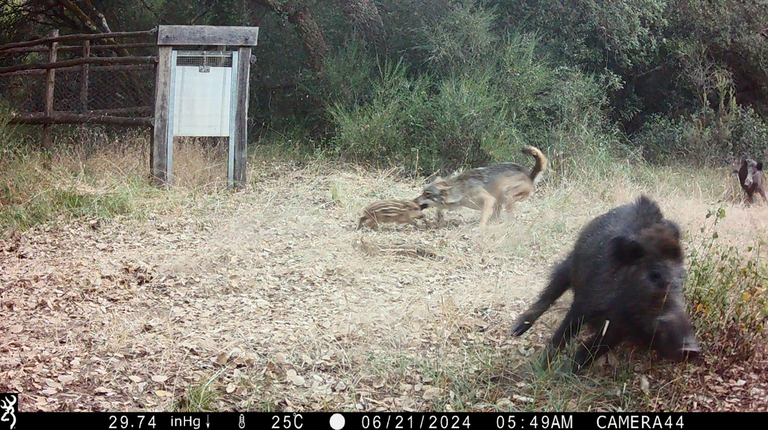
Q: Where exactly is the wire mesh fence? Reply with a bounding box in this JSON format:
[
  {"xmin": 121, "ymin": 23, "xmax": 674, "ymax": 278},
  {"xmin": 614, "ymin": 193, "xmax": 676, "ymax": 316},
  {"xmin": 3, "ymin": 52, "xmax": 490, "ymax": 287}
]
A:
[
  {"xmin": 0, "ymin": 71, "xmax": 46, "ymax": 113},
  {"xmin": 50, "ymin": 65, "xmax": 155, "ymax": 114},
  {"xmin": 0, "ymin": 29, "xmax": 157, "ymax": 125}
]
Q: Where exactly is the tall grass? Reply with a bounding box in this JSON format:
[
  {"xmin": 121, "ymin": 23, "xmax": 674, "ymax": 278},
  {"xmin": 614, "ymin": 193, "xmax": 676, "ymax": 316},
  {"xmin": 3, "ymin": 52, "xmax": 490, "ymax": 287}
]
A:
[
  {"xmin": 0, "ymin": 123, "xmax": 237, "ymax": 233},
  {"xmin": 0, "ymin": 134, "xmax": 145, "ymax": 231}
]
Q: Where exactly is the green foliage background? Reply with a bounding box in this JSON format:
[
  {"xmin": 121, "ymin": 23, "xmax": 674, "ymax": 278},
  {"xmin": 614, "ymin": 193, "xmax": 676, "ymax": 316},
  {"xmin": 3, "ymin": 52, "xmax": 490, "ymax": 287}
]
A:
[{"xmin": 3, "ymin": 0, "xmax": 768, "ymax": 172}]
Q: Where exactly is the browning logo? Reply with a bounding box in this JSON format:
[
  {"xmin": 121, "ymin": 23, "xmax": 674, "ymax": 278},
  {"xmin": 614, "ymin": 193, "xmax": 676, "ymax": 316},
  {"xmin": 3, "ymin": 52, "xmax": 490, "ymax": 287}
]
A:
[{"xmin": 0, "ymin": 394, "xmax": 16, "ymax": 430}]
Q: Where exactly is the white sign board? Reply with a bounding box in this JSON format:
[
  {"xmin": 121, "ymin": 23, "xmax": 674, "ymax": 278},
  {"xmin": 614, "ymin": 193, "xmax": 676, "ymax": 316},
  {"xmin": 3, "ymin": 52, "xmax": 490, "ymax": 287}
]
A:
[{"xmin": 172, "ymin": 66, "xmax": 232, "ymax": 136}]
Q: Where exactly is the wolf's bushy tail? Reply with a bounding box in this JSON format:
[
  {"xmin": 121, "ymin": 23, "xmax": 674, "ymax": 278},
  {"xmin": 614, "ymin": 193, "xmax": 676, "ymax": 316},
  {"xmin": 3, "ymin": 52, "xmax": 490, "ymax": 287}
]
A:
[{"xmin": 522, "ymin": 146, "xmax": 547, "ymax": 184}]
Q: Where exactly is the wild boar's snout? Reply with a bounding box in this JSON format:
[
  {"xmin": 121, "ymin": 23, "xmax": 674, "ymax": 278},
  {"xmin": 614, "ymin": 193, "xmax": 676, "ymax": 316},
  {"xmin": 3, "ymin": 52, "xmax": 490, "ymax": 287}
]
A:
[
  {"xmin": 744, "ymin": 174, "xmax": 754, "ymax": 187},
  {"xmin": 682, "ymin": 335, "xmax": 701, "ymax": 356},
  {"xmin": 654, "ymin": 306, "xmax": 700, "ymax": 361}
]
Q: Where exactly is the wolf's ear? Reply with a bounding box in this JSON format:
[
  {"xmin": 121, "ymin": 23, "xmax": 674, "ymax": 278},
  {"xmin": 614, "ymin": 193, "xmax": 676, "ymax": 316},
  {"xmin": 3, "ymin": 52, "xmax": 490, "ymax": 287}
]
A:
[{"xmin": 433, "ymin": 178, "xmax": 450, "ymax": 190}]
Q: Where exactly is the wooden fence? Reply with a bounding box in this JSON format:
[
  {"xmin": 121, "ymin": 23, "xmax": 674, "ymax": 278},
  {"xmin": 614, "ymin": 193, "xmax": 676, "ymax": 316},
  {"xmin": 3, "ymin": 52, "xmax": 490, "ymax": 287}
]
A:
[{"xmin": 0, "ymin": 28, "xmax": 158, "ymax": 149}]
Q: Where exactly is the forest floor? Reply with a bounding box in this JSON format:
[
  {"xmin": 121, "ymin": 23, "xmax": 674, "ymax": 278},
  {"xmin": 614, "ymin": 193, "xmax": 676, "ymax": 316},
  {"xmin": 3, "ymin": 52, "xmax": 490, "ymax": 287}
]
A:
[{"xmin": 1, "ymin": 154, "xmax": 767, "ymax": 412}]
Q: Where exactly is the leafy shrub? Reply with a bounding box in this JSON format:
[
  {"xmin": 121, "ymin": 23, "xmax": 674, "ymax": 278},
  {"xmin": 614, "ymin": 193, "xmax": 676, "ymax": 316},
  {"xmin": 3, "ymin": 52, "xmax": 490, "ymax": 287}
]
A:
[
  {"xmin": 632, "ymin": 102, "xmax": 768, "ymax": 165},
  {"xmin": 326, "ymin": 3, "xmax": 620, "ymax": 176},
  {"xmin": 418, "ymin": 0, "xmax": 498, "ymax": 75},
  {"xmin": 326, "ymin": 60, "xmax": 432, "ymax": 172},
  {"xmin": 307, "ymin": 40, "xmax": 377, "ymax": 113},
  {"xmin": 686, "ymin": 206, "xmax": 768, "ymax": 364}
]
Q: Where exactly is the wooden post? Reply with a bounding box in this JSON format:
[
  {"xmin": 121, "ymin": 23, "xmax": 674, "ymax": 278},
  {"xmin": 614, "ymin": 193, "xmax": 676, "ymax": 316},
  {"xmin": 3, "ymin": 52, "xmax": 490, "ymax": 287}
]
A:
[
  {"xmin": 151, "ymin": 46, "xmax": 173, "ymax": 186},
  {"xmin": 42, "ymin": 29, "xmax": 58, "ymax": 151},
  {"xmin": 80, "ymin": 40, "xmax": 89, "ymax": 112},
  {"xmin": 232, "ymin": 46, "xmax": 251, "ymax": 188}
]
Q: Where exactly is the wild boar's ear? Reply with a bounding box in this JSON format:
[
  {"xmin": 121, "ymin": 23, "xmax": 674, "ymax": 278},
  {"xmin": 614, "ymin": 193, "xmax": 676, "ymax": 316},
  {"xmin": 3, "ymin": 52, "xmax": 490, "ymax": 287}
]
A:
[
  {"xmin": 658, "ymin": 221, "xmax": 684, "ymax": 261},
  {"xmin": 609, "ymin": 236, "xmax": 645, "ymax": 265},
  {"xmin": 664, "ymin": 220, "xmax": 681, "ymax": 241},
  {"xmin": 757, "ymin": 162, "xmax": 764, "ymax": 171}
]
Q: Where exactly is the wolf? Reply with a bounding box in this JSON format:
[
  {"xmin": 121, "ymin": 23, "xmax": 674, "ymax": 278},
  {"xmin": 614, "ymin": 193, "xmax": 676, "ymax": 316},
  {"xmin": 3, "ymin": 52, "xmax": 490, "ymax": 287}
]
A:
[
  {"xmin": 357, "ymin": 199, "xmax": 425, "ymax": 230},
  {"xmin": 414, "ymin": 146, "xmax": 547, "ymax": 228}
]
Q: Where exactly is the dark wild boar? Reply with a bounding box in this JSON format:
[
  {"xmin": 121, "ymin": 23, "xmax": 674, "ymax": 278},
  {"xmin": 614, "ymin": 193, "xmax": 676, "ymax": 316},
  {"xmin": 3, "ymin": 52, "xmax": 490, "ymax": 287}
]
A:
[
  {"xmin": 512, "ymin": 196, "xmax": 700, "ymax": 372},
  {"xmin": 735, "ymin": 158, "xmax": 767, "ymax": 204}
]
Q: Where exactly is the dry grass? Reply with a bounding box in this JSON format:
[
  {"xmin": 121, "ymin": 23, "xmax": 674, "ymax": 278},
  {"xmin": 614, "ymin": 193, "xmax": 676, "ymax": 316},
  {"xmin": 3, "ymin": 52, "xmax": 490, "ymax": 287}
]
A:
[{"xmin": 1, "ymin": 135, "xmax": 767, "ymax": 412}]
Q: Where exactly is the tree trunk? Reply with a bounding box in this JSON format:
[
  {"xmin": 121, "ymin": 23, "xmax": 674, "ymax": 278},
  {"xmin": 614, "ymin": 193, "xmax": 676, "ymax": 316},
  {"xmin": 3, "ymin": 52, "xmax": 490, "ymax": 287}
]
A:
[
  {"xmin": 343, "ymin": 0, "xmax": 386, "ymax": 47},
  {"xmin": 249, "ymin": 0, "xmax": 328, "ymax": 72}
]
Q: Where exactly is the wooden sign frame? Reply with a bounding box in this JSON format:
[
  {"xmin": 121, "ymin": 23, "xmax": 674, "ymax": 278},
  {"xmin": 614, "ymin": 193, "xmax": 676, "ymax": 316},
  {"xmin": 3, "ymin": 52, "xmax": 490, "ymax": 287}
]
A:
[{"xmin": 151, "ymin": 25, "xmax": 258, "ymax": 188}]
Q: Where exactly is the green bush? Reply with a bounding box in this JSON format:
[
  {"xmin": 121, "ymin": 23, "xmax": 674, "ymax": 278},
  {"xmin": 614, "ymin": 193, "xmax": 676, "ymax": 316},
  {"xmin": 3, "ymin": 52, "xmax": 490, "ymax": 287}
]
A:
[
  {"xmin": 307, "ymin": 40, "xmax": 377, "ymax": 113},
  {"xmin": 632, "ymin": 105, "xmax": 768, "ymax": 165},
  {"xmin": 422, "ymin": 73, "xmax": 507, "ymax": 170},
  {"xmin": 418, "ymin": 0, "xmax": 498, "ymax": 75},
  {"xmin": 325, "ymin": 3, "xmax": 621, "ymax": 176},
  {"xmin": 326, "ymin": 60, "xmax": 432, "ymax": 172},
  {"xmin": 686, "ymin": 206, "xmax": 768, "ymax": 364}
]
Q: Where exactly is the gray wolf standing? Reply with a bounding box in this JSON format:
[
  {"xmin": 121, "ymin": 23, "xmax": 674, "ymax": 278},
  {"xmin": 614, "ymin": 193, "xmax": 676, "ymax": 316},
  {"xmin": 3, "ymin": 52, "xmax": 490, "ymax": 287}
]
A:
[{"xmin": 414, "ymin": 146, "xmax": 547, "ymax": 228}]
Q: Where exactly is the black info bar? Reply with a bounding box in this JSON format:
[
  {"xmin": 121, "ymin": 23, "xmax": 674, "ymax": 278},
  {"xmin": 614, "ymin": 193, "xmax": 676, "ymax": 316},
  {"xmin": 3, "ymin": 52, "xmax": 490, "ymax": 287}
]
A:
[{"xmin": 11, "ymin": 411, "xmax": 751, "ymax": 430}]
